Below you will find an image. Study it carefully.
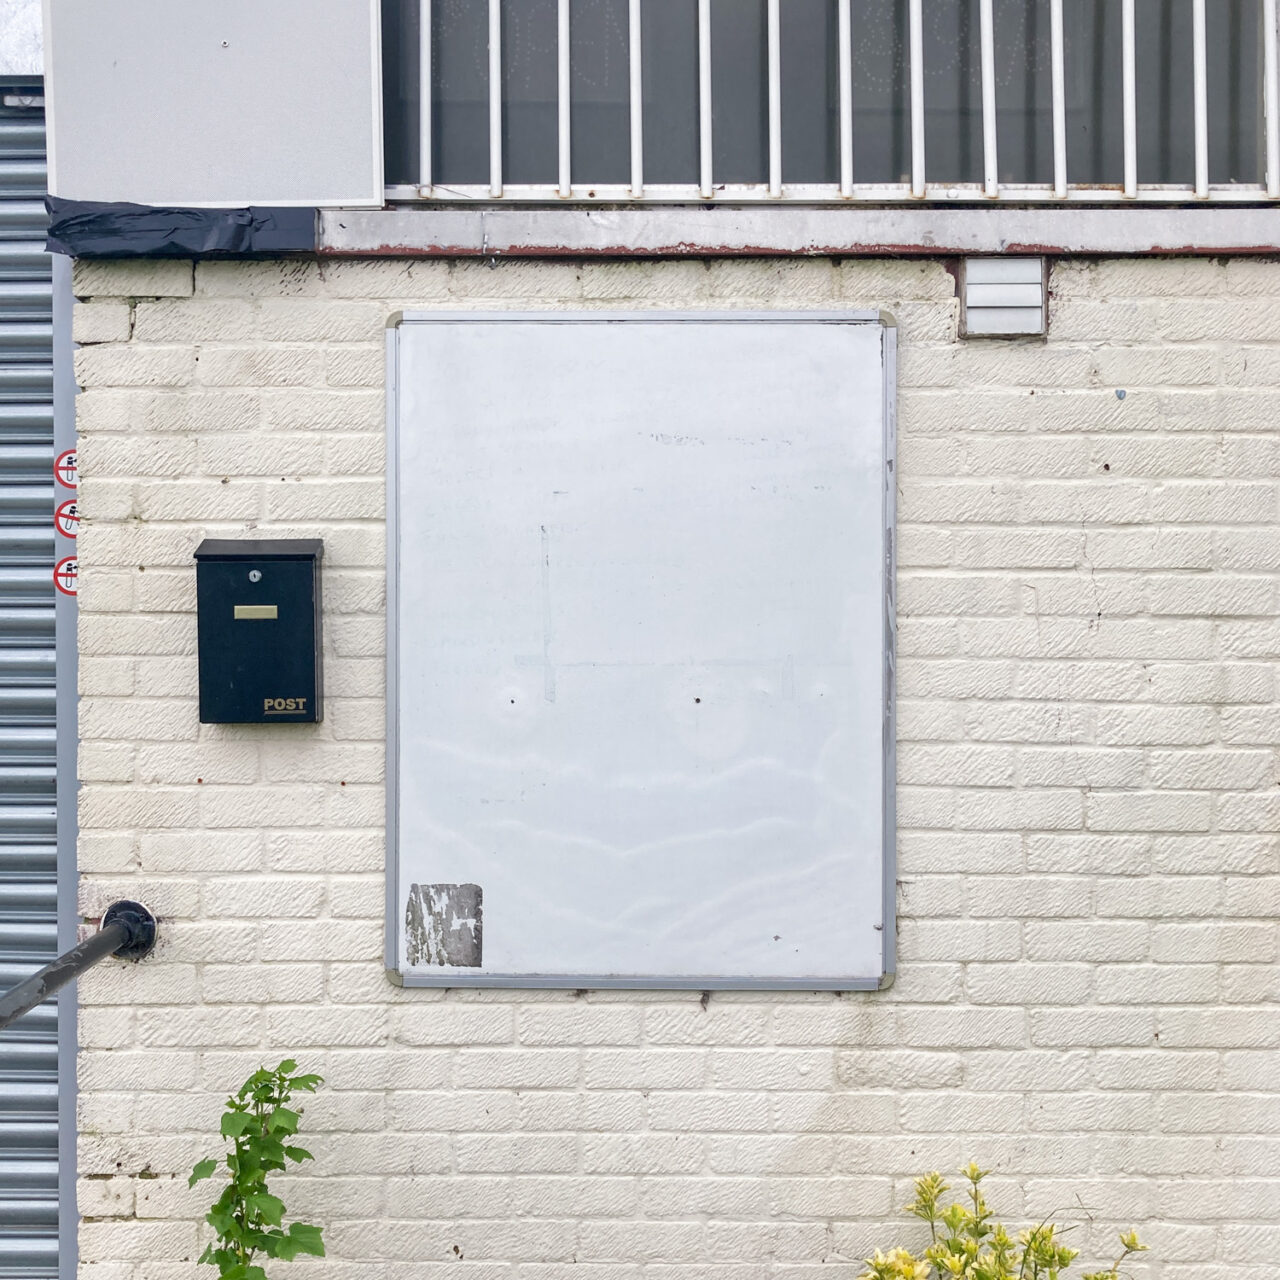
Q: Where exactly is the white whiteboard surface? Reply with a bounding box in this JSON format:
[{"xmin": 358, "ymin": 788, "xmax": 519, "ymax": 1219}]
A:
[
  {"xmin": 44, "ymin": 0, "xmax": 382, "ymax": 207},
  {"xmin": 388, "ymin": 313, "xmax": 895, "ymax": 989}
]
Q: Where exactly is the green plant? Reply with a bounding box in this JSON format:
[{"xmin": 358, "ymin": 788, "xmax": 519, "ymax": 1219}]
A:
[
  {"xmin": 861, "ymin": 1164, "xmax": 1148, "ymax": 1280},
  {"xmin": 189, "ymin": 1060, "xmax": 325, "ymax": 1280}
]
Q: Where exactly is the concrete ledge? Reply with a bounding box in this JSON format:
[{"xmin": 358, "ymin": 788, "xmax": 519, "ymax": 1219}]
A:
[{"xmin": 319, "ymin": 205, "xmax": 1280, "ymax": 258}]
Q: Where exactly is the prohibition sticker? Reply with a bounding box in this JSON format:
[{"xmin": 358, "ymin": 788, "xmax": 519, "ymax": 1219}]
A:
[
  {"xmin": 54, "ymin": 449, "xmax": 77, "ymax": 489},
  {"xmin": 54, "ymin": 499, "xmax": 79, "ymax": 539},
  {"xmin": 54, "ymin": 556, "xmax": 78, "ymax": 596}
]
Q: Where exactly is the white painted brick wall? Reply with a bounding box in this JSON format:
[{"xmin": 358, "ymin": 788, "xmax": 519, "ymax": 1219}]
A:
[{"xmin": 69, "ymin": 256, "xmax": 1280, "ymax": 1280}]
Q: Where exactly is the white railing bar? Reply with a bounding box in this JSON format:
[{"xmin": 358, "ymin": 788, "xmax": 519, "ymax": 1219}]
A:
[
  {"xmin": 385, "ymin": 180, "xmax": 1273, "ymax": 204},
  {"xmin": 630, "ymin": 0, "xmax": 644, "ymax": 197},
  {"xmin": 1122, "ymin": 0, "xmax": 1136, "ymax": 196},
  {"xmin": 839, "ymin": 0, "xmax": 853, "ymax": 196},
  {"xmin": 1268, "ymin": 0, "xmax": 1280, "ymax": 196},
  {"xmin": 558, "ymin": 0, "xmax": 571, "ymax": 197},
  {"xmin": 1050, "ymin": 0, "xmax": 1065, "ymax": 197},
  {"xmin": 768, "ymin": 0, "xmax": 782, "ymax": 196},
  {"xmin": 418, "ymin": 0, "xmax": 433, "ymax": 192},
  {"xmin": 489, "ymin": 0, "xmax": 502, "ymax": 197},
  {"xmin": 910, "ymin": 0, "xmax": 925, "ymax": 196},
  {"xmin": 980, "ymin": 0, "xmax": 998, "ymax": 196},
  {"xmin": 1193, "ymin": 0, "xmax": 1208, "ymax": 197},
  {"xmin": 698, "ymin": 0, "xmax": 712, "ymax": 198}
]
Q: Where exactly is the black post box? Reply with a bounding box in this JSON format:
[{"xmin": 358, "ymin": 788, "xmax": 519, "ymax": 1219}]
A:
[{"xmin": 194, "ymin": 539, "xmax": 323, "ymax": 724}]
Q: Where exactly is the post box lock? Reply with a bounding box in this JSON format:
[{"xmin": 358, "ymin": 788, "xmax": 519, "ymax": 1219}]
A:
[{"xmin": 193, "ymin": 539, "xmax": 323, "ymax": 724}]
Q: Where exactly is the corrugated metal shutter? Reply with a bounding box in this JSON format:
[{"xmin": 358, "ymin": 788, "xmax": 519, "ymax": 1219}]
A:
[{"xmin": 0, "ymin": 92, "xmax": 59, "ymax": 1280}]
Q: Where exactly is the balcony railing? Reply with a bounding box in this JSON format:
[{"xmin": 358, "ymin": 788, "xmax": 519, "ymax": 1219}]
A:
[{"xmin": 382, "ymin": 0, "xmax": 1280, "ymax": 205}]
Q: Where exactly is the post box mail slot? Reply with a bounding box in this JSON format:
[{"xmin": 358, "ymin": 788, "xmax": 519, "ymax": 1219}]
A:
[{"xmin": 194, "ymin": 539, "xmax": 323, "ymax": 724}]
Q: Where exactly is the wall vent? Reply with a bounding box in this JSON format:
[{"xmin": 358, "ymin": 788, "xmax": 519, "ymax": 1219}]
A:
[{"xmin": 961, "ymin": 257, "xmax": 1046, "ymax": 337}]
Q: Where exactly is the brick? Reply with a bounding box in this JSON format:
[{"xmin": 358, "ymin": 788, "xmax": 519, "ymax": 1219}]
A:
[
  {"xmin": 455, "ymin": 1049, "xmax": 579, "ymax": 1090},
  {"xmin": 584, "ymin": 1134, "xmax": 702, "ymax": 1175},
  {"xmin": 201, "ymin": 962, "xmax": 325, "ymax": 1004},
  {"xmin": 951, "ymin": 527, "xmax": 1081, "ymax": 568},
  {"xmin": 393, "ymin": 1004, "xmax": 515, "ymax": 1046},
  {"xmin": 200, "ymin": 876, "xmax": 326, "ymax": 918},
  {"xmin": 1093, "ymin": 1049, "xmax": 1218, "ymax": 1091},
  {"xmin": 1150, "ymin": 481, "xmax": 1277, "ymax": 524},
  {"xmin": 1085, "ymin": 527, "xmax": 1214, "ymax": 569},
  {"xmin": 132, "ymin": 300, "xmax": 255, "ymax": 343},
  {"xmin": 74, "ymin": 301, "xmax": 133, "ymax": 344},
  {"xmin": 76, "ymin": 345, "xmax": 195, "ymax": 388},
  {"xmin": 74, "ymin": 258, "xmax": 194, "ymax": 299},
  {"xmin": 898, "ymin": 831, "xmax": 1022, "ymax": 874},
  {"xmin": 1024, "ymin": 921, "xmax": 1149, "ymax": 962},
  {"xmin": 519, "ymin": 1006, "xmax": 642, "ymax": 1046},
  {"xmin": 1029, "ymin": 1008, "xmax": 1155, "ymax": 1047},
  {"xmin": 1096, "ymin": 964, "xmax": 1218, "ymax": 1005},
  {"xmin": 1159, "ymin": 1008, "xmax": 1280, "ymax": 1048},
  {"xmin": 966, "ymin": 963, "xmax": 1093, "ymax": 1005},
  {"xmin": 1151, "ymin": 922, "xmax": 1276, "ymax": 963},
  {"xmin": 896, "ymin": 1007, "xmax": 1025, "ymax": 1048},
  {"xmin": 257, "ymin": 299, "xmax": 385, "ymax": 342},
  {"xmin": 1087, "ymin": 791, "xmax": 1213, "ymax": 832},
  {"xmin": 1149, "ymin": 749, "xmax": 1273, "ymax": 790},
  {"xmin": 136, "ymin": 390, "xmax": 262, "ymax": 434},
  {"xmin": 710, "ymin": 1048, "xmax": 837, "ymax": 1090},
  {"xmin": 898, "ymin": 919, "xmax": 1023, "ymax": 962},
  {"xmin": 961, "ymin": 1048, "xmax": 1092, "ymax": 1092},
  {"xmin": 197, "ymin": 346, "xmax": 324, "ymax": 387}
]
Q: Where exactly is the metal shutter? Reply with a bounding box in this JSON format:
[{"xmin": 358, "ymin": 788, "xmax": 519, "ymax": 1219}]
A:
[{"xmin": 0, "ymin": 89, "xmax": 60, "ymax": 1280}]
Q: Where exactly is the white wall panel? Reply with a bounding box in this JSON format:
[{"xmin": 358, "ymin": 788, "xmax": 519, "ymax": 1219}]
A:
[{"xmin": 44, "ymin": 0, "xmax": 381, "ymax": 207}]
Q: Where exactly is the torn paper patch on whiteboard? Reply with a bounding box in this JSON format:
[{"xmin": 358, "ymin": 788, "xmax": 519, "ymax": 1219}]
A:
[{"xmin": 405, "ymin": 883, "xmax": 483, "ymax": 967}]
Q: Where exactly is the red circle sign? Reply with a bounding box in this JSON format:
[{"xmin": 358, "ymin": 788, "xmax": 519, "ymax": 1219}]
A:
[
  {"xmin": 53, "ymin": 556, "xmax": 78, "ymax": 596},
  {"xmin": 54, "ymin": 449, "xmax": 77, "ymax": 489},
  {"xmin": 54, "ymin": 499, "xmax": 79, "ymax": 539}
]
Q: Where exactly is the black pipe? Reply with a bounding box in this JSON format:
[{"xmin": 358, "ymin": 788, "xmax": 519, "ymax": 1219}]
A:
[{"xmin": 0, "ymin": 900, "xmax": 157, "ymax": 1032}]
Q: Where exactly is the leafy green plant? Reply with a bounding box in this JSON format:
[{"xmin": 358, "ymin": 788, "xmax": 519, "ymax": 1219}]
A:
[
  {"xmin": 189, "ymin": 1060, "xmax": 325, "ymax": 1280},
  {"xmin": 861, "ymin": 1164, "xmax": 1148, "ymax": 1280}
]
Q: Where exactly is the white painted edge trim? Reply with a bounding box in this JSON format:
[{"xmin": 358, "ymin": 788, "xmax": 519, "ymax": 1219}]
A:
[
  {"xmin": 698, "ymin": 0, "xmax": 712, "ymax": 199},
  {"xmin": 1267, "ymin": 0, "xmax": 1280, "ymax": 197},
  {"xmin": 1123, "ymin": 0, "xmax": 1137, "ymax": 198},
  {"xmin": 558, "ymin": 0, "xmax": 570, "ymax": 197},
  {"xmin": 489, "ymin": 0, "xmax": 502, "ymax": 198},
  {"xmin": 419, "ymin": 0, "xmax": 432, "ymax": 192},
  {"xmin": 909, "ymin": 0, "xmax": 924, "ymax": 197}
]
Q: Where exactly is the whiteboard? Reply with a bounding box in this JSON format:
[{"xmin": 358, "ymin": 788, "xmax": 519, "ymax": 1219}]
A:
[
  {"xmin": 387, "ymin": 313, "xmax": 895, "ymax": 989},
  {"xmin": 44, "ymin": 0, "xmax": 381, "ymax": 206}
]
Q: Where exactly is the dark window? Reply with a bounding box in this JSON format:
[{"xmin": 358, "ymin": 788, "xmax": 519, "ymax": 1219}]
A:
[{"xmin": 384, "ymin": 0, "xmax": 1267, "ymax": 191}]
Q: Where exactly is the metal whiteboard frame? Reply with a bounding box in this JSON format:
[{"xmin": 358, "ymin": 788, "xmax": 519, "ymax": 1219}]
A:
[{"xmin": 385, "ymin": 310, "xmax": 897, "ymax": 991}]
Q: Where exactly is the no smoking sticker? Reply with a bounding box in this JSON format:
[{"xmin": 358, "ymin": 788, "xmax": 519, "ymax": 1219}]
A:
[
  {"xmin": 54, "ymin": 499, "xmax": 79, "ymax": 539},
  {"xmin": 54, "ymin": 449, "xmax": 77, "ymax": 489},
  {"xmin": 54, "ymin": 556, "xmax": 78, "ymax": 596}
]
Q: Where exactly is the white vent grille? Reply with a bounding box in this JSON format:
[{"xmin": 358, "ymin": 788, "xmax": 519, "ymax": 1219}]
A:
[{"xmin": 961, "ymin": 257, "xmax": 1046, "ymax": 337}]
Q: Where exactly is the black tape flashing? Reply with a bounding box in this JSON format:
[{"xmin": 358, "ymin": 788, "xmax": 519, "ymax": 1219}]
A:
[{"xmin": 45, "ymin": 198, "xmax": 318, "ymax": 257}]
